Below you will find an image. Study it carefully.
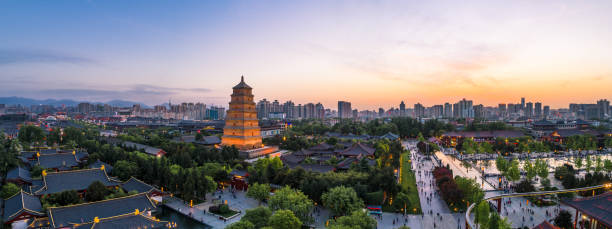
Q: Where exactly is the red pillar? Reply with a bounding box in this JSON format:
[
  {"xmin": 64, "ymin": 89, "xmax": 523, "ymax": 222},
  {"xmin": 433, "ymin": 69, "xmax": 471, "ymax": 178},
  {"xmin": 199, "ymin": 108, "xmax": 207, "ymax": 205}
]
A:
[
  {"xmin": 497, "ymin": 198, "xmax": 502, "ymax": 213},
  {"xmin": 574, "ymin": 209, "xmax": 579, "ymax": 229}
]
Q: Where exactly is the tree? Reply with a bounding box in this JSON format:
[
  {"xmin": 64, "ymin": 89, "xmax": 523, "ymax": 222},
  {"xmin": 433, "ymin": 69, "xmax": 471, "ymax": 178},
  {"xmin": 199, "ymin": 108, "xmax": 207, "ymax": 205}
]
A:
[
  {"xmin": 18, "ymin": 125, "xmax": 45, "ymax": 144},
  {"xmin": 534, "ymin": 159, "xmax": 549, "ymax": 187},
  {"xmin": 595, "ymin": 156, "xmax": 603, "ymax": 173},
  {"xmin": 0, "ymin": 136, "xmax": 19, "ymax": 177},
  {"xmin": 85, "ymin": 181, "xmax": 108, "ymax": 202},
  {"xmin": 247, "ymin": 183, "xmax": 270, "ymax": 205},
  {"xmin": 574, "ymin": 157, "xmax": 583, "ymax": 170},
  {"xmin": 322, "ymin": 186, "xmax": 364, "ymax": 217},
  {"xmin": 455, "ymin": 177, "xmax": 484, "ymax": 205},
  {"xmin": 1, "ymin": 183, "xmax": 21, "ymax": 199},
  {"xmin": 226, "ymin": 221, "xmax": 255, "ymax": 229},
  {"xmin": 331, "ymin": 210, "xmax": 377, "ymax": 229},
  {"xmin": 604, "ymin": 159, "xmax": 612, "ymax": 176},
  {"xmin": 241, "ymin": 206, "xmax": 272, "ymax": 228},
  {"xmin": 554, "ymin": 210, "xmax": 573, "ymax": 229},
  {"xmin": 495, "ymin": 156, "xmax": 508, "ymax": 175},
  {"xmin": 585, "ymin": 156, "xmax": 593, "ymax": 173},
  {"xmin": 506, "ymin": 159, "xmax": 520, "ymax": 183},
  {"xmin": 267, "ymin": 209, "xmax": 301, "ymax": 229},
  {"xmin": 268, "ymin": 186, "xmax": 313, "ymax": 224},
  {"xmin": 475, "ymin": 201, "xmax": 490, "ymax": 229},
  {"xmin": 523, "ymin": 160, "xmax": 536, "ymax": 181},
  {"xmin": 112, "ymin": 160, "xmax": 139, "ymax": 180}
]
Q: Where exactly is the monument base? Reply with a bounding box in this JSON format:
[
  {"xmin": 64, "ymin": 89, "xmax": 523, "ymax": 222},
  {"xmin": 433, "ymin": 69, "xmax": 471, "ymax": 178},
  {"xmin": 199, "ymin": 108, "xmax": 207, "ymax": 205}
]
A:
[{"xmin": 240, "ymin": 146, "xmax": 279, "ymax": 159}]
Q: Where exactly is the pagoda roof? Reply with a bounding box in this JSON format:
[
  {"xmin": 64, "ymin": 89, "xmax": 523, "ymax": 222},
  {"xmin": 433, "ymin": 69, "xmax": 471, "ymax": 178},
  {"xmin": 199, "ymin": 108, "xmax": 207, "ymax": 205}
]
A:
[
  {"xmin": 33, "ymin": 168, "xmax": 120, "ymax": 195},
  {"xmin": 379, "ymin": 132, "xmax": 400, "ymax": 141},
  {"xmin": 309, "ymin": 142, "xmax": 333, "ymax": 151},
  {"xmin": 35, "ymin": 152, "xmax": 80, "ymax": 170},
  {"xmin": 338, "ymin": 143, "xmax": 375, "ymax": 157},
  {"xmin": 47, "ymin": 193, "xmax": 157, "ymax": 228},
  {"xmin": 121, "ymin": 177, "xmax": 159, "ymax": 194},
  {"xmin": 73, "ymin": 213, "xmax": 169, "ymax": 229},
  {"xmin": 89, "ymin": 159, "xmax": 113, "ymax": 173},
  {"xmin": 561, "ymin": 192, "xmax": 612, "ymax": 228},
  {"xmin": 233, "ymin": 76, "xmax": 252, "ymax": 89},
  {"xmin": 6, "ymin": 166, "xmax": 32, "ymax": 183},
  {"xmin": 2, "ymin": 190, "xmax": 44, "ymax": 222}
]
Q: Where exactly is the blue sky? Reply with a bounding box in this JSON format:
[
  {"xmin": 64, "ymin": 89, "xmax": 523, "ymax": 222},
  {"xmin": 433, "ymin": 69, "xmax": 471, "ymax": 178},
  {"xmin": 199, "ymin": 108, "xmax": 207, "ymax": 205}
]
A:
[{"xmin": 1, "ymin": 0, "xmax": 611, "ymax": 109}]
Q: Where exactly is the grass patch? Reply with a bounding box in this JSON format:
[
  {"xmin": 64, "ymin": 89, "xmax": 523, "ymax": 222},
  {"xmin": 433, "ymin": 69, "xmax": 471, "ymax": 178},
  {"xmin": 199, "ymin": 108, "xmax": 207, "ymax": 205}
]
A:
[{"xmin": 399, "ymin": 152, "xmax": 422, "ymax": 214}]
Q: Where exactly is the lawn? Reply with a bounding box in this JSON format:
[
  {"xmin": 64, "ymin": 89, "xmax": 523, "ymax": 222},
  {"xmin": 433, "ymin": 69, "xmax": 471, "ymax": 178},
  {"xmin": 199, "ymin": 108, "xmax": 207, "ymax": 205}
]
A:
[{"xmin": 399, "ymin": 152, "xmax": 422, "ymax": 214}]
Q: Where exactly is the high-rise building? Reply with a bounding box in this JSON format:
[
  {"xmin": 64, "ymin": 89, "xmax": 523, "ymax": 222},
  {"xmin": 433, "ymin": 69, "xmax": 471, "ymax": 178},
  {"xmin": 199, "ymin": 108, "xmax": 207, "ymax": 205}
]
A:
[
  {"xmin": 338, "ymin": 101, "xmax": 352, "ymax": 119},
  {"xmin": 444, "ymin": 103, "xmax": 452, "ymax": 118},
  {"xmin": 283, "ymin": 101, "xmax": 295, "ymax": 119},
  {"xmin": 543, "ymin": 106, "xmax": 550, "ymax": 118},
  {"xmin": 454, "ymin": 98, "xmax": 474, "ymax": 118},
  {"xmin": 597, "ymin": 99, "xmax": 610, "ymax": 118},
  {"xmin": 521, "ymin": 97, "xmax": 525, "ymax": 110},
  {"xmin": 432, "ymin": 105, "xmax": 444, "ymax": 118},
  {"xmin": 414, "ymin": 103, "xmax": 425, "ymax": 118},
  {"xmin": 525, "ymin": 102, "xmax": 533, "ymax": 117},
  {"xmin": 473, "ymin": 104, "xmax": 484, "ymax": 119},
  {"xmin": 256, "ymin": 99, "xmax": 271, "ymax": 119},
  {"xmin": 399, "ymin": 101, "xmax": 406, "ymax": 116},
  {"xmin": 378, "ymin": 108, "xmax": 384, "ymax": 117},
  {"xmin": 498, "ymin": 104, "xmax": 507, "ymax": 117},
  {"xmin": 221, "ymin": 76, "xmax": 262, "ymax": 150},
  {"xmin": 304, "ymin": 103, "xmax": 315, "ymax": 119},
  {"xmin": 352, "ymin": 109, "xmax": 358, "ymax": 119},
  {"xmin": 534, "ymin": 102, "xmax": 542, "ymax": 119},
  {"xmin": 315, "ymin": 103, "xmax": 325, "ymax": 119}
]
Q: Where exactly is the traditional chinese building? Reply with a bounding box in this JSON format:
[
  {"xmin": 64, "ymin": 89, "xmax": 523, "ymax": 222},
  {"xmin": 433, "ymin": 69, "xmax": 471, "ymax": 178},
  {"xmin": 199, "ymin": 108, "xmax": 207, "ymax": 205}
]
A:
[{"xmin": 222, "ymin": 76, "xmax": 263, "ymax": 150}]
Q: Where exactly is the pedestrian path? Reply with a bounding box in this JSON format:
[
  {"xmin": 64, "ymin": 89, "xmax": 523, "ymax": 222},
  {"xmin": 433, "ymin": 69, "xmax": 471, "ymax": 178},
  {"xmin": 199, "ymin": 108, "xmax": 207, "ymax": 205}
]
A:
[{"xmin": 436, "ymin": 151, "xmax": 497, "ymax": 191}]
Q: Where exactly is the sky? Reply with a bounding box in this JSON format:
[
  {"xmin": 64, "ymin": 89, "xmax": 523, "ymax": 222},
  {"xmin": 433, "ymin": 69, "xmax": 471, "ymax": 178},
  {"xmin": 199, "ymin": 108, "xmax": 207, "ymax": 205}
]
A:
[{"xmin": 1, "ymin": 0, "xmax": 611, "ymax": 110}]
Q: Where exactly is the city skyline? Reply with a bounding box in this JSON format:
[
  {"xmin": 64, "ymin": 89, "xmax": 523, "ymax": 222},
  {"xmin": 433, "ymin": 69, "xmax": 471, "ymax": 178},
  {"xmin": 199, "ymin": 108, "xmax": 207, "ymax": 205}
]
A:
[{"xmin": 1, "ymin": 1, "xmax": 612, "ymax": 109}]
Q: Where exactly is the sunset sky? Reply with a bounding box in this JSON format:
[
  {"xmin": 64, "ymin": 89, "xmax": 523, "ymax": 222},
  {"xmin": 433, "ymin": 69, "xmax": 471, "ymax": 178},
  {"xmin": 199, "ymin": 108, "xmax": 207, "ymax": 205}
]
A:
[{"xmin": 1, "ymin": 0, "xmax": 611, "ymax": 110}]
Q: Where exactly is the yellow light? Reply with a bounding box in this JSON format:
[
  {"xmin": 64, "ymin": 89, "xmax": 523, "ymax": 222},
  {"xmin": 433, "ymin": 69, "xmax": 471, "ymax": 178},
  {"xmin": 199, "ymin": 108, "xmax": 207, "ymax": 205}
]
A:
[
  {"xmin": 42, "ymin": 170, "xmax": 47, "ymax": 177},
  {"xmin": 135, "ymin": 209, "xmax": 140, "ymax": 215},
  {"xmin": 100, "ymin": 165, "xmax": 105, "ymax": 171},
  {"xmin": 94, "ymin": 217, "xmax": 100, "ymax": 223}
]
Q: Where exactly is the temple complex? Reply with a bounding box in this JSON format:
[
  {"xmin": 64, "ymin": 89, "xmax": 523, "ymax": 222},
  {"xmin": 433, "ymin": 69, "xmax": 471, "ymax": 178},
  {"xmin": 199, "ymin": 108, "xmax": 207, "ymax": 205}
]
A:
[{"xmin": 222, "ymin": 76, "xmax": 263, "ymax": 150}]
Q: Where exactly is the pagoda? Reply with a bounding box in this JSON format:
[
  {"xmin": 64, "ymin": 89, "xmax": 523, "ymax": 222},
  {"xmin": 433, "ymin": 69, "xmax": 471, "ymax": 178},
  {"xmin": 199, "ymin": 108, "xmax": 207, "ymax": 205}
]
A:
[{"xmin": 222, "ymin": 76, "xmax": 263, "ymax": 150}]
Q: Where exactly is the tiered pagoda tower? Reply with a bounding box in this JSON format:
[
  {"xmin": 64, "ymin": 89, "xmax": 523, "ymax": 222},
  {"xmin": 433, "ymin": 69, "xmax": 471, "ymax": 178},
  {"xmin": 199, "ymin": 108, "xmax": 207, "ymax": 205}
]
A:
[{"xmin": 221, "ymin": 76, "xmax": 262, "ymax": 150}]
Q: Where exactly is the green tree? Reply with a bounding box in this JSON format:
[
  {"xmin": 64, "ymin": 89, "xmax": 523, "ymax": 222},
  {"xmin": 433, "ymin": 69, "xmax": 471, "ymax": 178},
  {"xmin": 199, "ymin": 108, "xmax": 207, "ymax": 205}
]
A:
[
  {"xmin": 604, "ymin": 159, "xmax": 612, "ymax": 176},
  {"xmin": 84, "ymin": 181, "xmax": 108, "ymax": 202},
  {"xmin": 268, "ymin": 209, "xmax": 301, "ymax": 229},
  {"xmin": 506, "ymin": 159, "xmax": 520, "ymax": 184},
  {"xmin": 595, "ymin": 156, "xmax": 603, "ymax": 173},
  {"xmin": 18, "ymin": 125, "xmax": 45, "ymax": 144},
  {"xmin": 269, "ymin": 186, "xmax": 313, "ymax": 224},
  {"xmin": 0, "ymin": 136, "xmax": 19, "ymax": 177},
  {"xmin": 1, "ymin": 183, "xmax": 21, "ymax": 199},
  {"xmin": 534, "ymin": 159, "xmax": 549, "ymax": 187},
  {"xmin": 241, "ymin": 206, "xmax": 272, "ymax": 228},
  {"xmin": 455, "ymin": 177, "xmax": 484, "ymax": 205},
  {"xmin": 475, "ymin": 201, "xmax": 490, "ymax": 229},
  {"xmin": 330, "ymin": 210, "xmax": 377, "ymax": 229},
  {"xmin": 523, "ymin": 160, "xmax": 536, "ymax": 181},
  {"xmin": 495, "ymin": 156, "xmax": 508, "ymax": 175},
  {"xmin": 574, "ymin": 157, "xmax": 583, "ymax": 170},
  {"xmin": 112, "ymin": 160, "xmax": 139, "ymax": 180},
  {"xmin": 247, "ymin": 183, "xmax": 271, "ymax": 205},
  {"xmin": 585, "ymin": 156, "xmax": 593, "ymax": 173},
  {"xmin": 226, "ymin": 221, "xmax": 255, "ymax": 229},
  {"xmin": 322, "ymin": 186, "xmax": 364, "ymax": 216}
]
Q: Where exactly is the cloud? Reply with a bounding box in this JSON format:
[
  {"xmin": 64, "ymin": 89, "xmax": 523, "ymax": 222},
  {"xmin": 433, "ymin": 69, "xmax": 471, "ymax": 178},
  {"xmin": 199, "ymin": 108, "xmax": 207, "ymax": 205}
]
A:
[{"xmin": 0, "ymin": 49, "xmax": 94, "ymax": 65}]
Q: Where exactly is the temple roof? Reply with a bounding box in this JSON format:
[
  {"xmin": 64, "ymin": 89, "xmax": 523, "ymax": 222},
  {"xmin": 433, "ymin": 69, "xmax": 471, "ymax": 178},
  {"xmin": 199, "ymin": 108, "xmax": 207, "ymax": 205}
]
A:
[
  {"xmin": 380, "ymin": 132, "xmax": 400, "ymax": 141},
  {"xmin": 121, "ymin": 141, "xmax": 165, "ymax": 156},
  {"xmin": 339, "ymin": 143, "xmax": 375, "ymax": 157},
  {"xmin": 73, "ymin": 213, "xmax": 169, "ymax": 229},
  {"xmin": 309, "ymin": 142, "xmax": 333, "ymax": 151},
  {"xmin": 89, "ymin": 159, "xmax": 113, "ymax": 173},
  {"xmin": 35, "ymin": 152, "xmax": 80, "ymax": 170},
  {"xmin": 561, "ymin": 192, "xmax": 612, "ymax": 228},
  {"xmin": 33, "ymin": 168, "xmax": 120, "ymax": 195},
  {"xmin": 532, "ymin": 220, "xmax": 560, "ymax": 229},
  {"xmin": 232, "ymin": 76, "xmax": 252, "ymax": 89},
  {"xmin": 3, "ymin": 190, "xmax": 44, "ymax": 222},
  {"xmin": 6, "ymin": 166, "xmax": 32, "ymax": 182},
  {"xmin": 47, "ymin": 193, "xmax": 157, "ymax": 228},
  {"xmin": 121, "ymin": 177, "xmax": 159, "ymax": 194}
]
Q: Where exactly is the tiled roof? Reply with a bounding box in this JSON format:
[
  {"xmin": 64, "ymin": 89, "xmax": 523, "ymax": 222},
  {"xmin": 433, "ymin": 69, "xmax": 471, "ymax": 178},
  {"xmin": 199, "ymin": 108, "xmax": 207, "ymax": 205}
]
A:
[
  {"xmin": 73, "ymin": 213, "xmax": 169, "ymax": 229},
  {"xmin": 288, "ymin": 164, "xmax": 334, "ymax": 173},
  {"xmin": 121, "ymin": 177, "xmax": 159, "ymax": 194},
  {"xmin": 380, "ymin": 132, "xmax": 400, "ymax": 140},
  {"xmin": 561, "ymin": 192, "xmax": 612, "ymax": 228},
  {"xmin": 309, "ymin": 143, "xmax": 333, "ymax": 151},
  {"xmin": 121, "ymin": 141, "xmax": 164, "ymax": 156},
  {"xmin": 442, "ymin": 130, "xmax": 525, "ymax": 138},
  {"xmin": 33, "ymin": 168, "xmax": 120, "ymax": 195},
  {"xmin": 201, "ymin": 136, "xmax": 221, "ymax": 145},
  {"xmin": 232, "ymin": 76, "xmax": 252, "ymax": 89},
  {"xmin": 281, "ymin": 154, "xmax": 305, "ymax": 164},
  {"xmin": 532, "ymin": 220, "xmax": 560, "ymax": 229},
  {"xmin": 89, "ymin": 159, "xmax": 113, "ymax": 172},
  {"xmin": 3, "ymin": 191, "xmax": 44, "ymax": 222},
  {"xmin": 35, "ymin": 153, "xmax": 80, "ymax": 169},
  {"xmin": 6, "ymin": 166, "xmax": 32, "ymax": 182},
  {"xmin": 339, "ymin": 143, "xmax": 375, "ymax": 157},
  {"xmin": 48, "ymin": 193, "xmax": 157, "ymax": 228}
]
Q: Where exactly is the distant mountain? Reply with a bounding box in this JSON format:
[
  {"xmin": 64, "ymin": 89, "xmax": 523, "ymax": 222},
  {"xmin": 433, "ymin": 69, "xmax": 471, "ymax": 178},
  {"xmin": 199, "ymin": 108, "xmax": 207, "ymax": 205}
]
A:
[{"xmin": 0, "ymin": 96, "xmax": 149, "ymax": 108}]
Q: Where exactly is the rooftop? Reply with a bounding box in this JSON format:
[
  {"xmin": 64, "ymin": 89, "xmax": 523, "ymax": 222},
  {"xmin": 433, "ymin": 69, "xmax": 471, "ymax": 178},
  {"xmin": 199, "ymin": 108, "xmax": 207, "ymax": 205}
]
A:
[
  {"xmin": 561, "ymin": 192, "xmax": 612, "ymax": 228},
  {"xmin": 33, "ymin": 168, "xmax": 121, "ymax": 195},
  {"xmin": 3, "ymin": 191, "xmax": 44, "ymax": 222}
]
